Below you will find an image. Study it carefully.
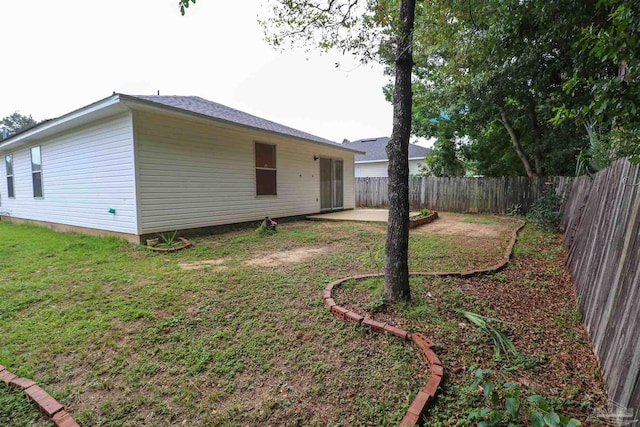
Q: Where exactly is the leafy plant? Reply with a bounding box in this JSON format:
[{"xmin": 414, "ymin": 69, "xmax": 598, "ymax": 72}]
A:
[
  {"xmin": 468, "ymin": 369, "xmax": 521, "ymax": 426},
  {"xmin": 157, "ymin": 230, "xmax": 179, "ymax": 247},
  {"xmin": 419, "ymin": 136, "xmax": 466, "ymax": 177},
  {"xmin": 256, "ymin": 217, "xmax": 278, "ymax": 236},
  {"xmin": 456, "ymin": 310, "xmax": 518, "ymax": 359},
  {"xmin": 527, "ymin": 395, "xmax": 582, "ymax": 427},
  {"xmin": 255, "ymin": 225, "xmax": 277, "ymax": 236},
  {"xmin": 468, "ymin": 369, "xmax": 583, "ymax": 427},
  {"xmin": 420, "ymin": 208, "xmax": 430, "ymax": 216},
  {"xmin": 527, "ymin": 189, "xmax": 563, "ymax": 233},
  {"xmin": 508, "ymin": 204, "xmax": 522, "ymax": 217},
  {"xmin": 575, "ymin": 120, "xmax": 612, "ymax": 177}
]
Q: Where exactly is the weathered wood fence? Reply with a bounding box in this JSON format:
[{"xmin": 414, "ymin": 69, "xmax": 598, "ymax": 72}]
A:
[
  {"xmin": 356, "ymin": 176, "xmax": 575, "ymax": 214},
  {"xmin": 358, "ymin": 168, "xmax": 640, "ymax": 417},
  {"xmin": 562, "ymin": 158, "xmax": 640, "ymax": 421}
]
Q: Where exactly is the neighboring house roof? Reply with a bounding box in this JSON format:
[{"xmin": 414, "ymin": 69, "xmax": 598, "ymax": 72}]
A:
[
  {"xmin": 0, "ymin": 94, "xmax": 364, "ymax": 154},
  {"xmin": 346, "ymin": 137, "xmax": 431, "ymax": 162}
]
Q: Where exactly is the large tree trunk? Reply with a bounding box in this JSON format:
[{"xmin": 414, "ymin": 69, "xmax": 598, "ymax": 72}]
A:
[
  {"xmin": 384, "ymin": 0, "xmax": 415, "ymax": 302},
  {"xmin": 497, "ymin": 104, "xmax": 538, "ymax": 178}
]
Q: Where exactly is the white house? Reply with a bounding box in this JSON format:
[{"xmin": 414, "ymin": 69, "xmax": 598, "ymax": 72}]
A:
[
  {"xmin": 346, "ymin": 137, "xmax": 431, "ymax": 177},
  {"xmin": 0, "ymin": 94, "xmax": 362, "ymax": 243}
]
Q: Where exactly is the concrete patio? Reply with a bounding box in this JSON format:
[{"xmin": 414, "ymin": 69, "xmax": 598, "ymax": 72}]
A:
[{"xmin": 307, "ymin": 209, "xmax": 420, "ymax": 223}]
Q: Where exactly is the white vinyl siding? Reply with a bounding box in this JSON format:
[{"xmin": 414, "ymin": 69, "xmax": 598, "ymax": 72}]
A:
[
  {"xmin": 355, "ymin": 158, "xmax": 424, "ymax": 177},
  {"xmin": 134, "ymin": 111, "xmax": 355, "ymax": 234},
  {"xmin": 409, "ymin": 159, "xmax": 424, "ymax": 175},
  {"xmin": 0, "ymin": 114, "xmax": 138, "ymax": 234},
  {"xmin": 409, "ymin": 158, "xmax": 424, "ymax": 175},
  {"xmin": 355, "ymin": 161, "xmax": 388, "ymax": 178}
]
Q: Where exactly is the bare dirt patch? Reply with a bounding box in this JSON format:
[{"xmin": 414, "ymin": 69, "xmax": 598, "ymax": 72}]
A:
[
  {"xmin": 412, "ymin": 212, "xmax": 514, "ymax": 239},
  {"xmin": 244, "ymin": 247, "xmax": 328, "ymax": 268},
  {"xmin": 179, "ymin": 259, "xmax": 228, "ymax": 271}
]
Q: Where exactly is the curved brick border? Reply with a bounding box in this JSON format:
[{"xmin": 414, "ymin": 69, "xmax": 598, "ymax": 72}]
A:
[
  {"xmin": 147, "ymin": 237, "xmax": 192, "ymax": 253},
  {"xmin": 0, "ymin": 365, "xmax": 79, "ymax": 427},
  {"xmin": 323, "ymin": 219, "xmax": 525, "ymax": 426},
  {"xmin": 409, "ymin": 210, "xmax": 439, "ymax": 228}
]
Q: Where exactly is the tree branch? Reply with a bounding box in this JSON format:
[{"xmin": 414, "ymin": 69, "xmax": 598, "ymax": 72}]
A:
[{"xmin": 497, "ymin": 103, "xmax": 538, "ymax": 178}]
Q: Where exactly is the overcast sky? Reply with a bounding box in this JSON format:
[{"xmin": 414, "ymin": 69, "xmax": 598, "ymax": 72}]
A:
[{"xmin": 0, "ymin": 0, "xmax": 422, "ymax": 144}]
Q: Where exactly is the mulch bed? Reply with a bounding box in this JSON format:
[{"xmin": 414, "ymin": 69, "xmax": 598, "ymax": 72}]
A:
[{"xmin": 335, "ymin": 231, "xmax": 609, "ymax": 426}]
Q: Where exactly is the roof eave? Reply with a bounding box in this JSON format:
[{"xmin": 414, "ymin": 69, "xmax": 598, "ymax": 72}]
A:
[
  {"xmin": 356, "ymin": 156, "xmax": 426, "ymax": 163},
  {"xmin": 0, "ymin": 94, "xmax": 122, "ymax": 151},
  {"xmin": 119, "ymin": 94, "xmax": 365, "ymax": 155},
  {"xmin": 0, "ymin": 93, "xmax": 367, "ymax": 156}
]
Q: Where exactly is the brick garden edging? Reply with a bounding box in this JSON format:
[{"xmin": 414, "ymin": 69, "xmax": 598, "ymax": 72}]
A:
[
  {"xmin": 147, "ymin": 237, "xmax": 192, "ymax": 253},
  {"xmin": 323, "ymin": 219, "xmax": 525, "ymax": 426},
  {"xmin": 408, "ymin": 210, "xmax": 439, "ymax": 228},
  {"xmin": 0, "ymin": 365, "xmax": 79, "ymax": 427},
  {"xmin": 2, "ymin": 218, "xmax": 524, "ymax": 426}
]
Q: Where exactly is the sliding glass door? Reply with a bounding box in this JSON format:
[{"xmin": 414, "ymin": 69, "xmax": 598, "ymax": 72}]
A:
[{"xmin": 320, "ymin": 157, "xmax": 343, "ymax": 211}]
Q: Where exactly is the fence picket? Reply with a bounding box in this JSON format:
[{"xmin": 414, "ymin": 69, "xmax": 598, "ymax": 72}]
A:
[
  {"xmin": 357, "ymin": 167, "xmax": 640, "ymax": 418},
  {"xmin": 561, "ymin": 159, "xmax": 640, "ymax": 420},
  {"xmin": 356, "ymin": 176, "xmax": 572, "ymax": 214}
]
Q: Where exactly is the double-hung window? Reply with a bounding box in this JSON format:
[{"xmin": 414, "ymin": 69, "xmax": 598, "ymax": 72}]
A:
[
  {"xmin": 5, "ymin": 154, "xmax": 14, "ymax": 198},
  {"xmin": 255, "ymin": 142, "xmax": 276, "ymax": 196},
  {"xmin": 31, "ymin": 146, "xmax": 43, "ymax": 198}
]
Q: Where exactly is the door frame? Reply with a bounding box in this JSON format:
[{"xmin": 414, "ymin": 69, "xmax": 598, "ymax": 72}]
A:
[{"xmin": 319, "ymin": 156, "xmax": 344, "ymax": 211}]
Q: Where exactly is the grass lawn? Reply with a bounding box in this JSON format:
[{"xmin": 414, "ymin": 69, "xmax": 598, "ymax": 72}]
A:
[{"xmin": 0, "ymin": 215, "xmax": 606, "ymax": 426}]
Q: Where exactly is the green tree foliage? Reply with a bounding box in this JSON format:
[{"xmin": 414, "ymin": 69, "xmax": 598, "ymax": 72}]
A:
[
  {"xmin": 406, "ymin": 0, "xmax": 619, "ymax": 177},
  {"xmin": 461, "ymin": 123, "xmax": 527, "ymax": 177},
  {"xmin": 420, "ymin": 138, "xmax": 466, "ymax": 177},
  {"xmin": 554, "ymin": 0, "xmax": 640, "ymax": 163},
  {"xmin": 178, "ymin": 0, "xmax": 195, "ymax": 16},
  {"xmin": 1, "ymin": 112, "xmax": 37, "ymax": 138},
  {"xmin": 418, "ymin": 114, "xmax": 466, "ymax": 177},
  {"xmin": 410, "ymin": 87, "xmax": 466, "ymax": 177}
]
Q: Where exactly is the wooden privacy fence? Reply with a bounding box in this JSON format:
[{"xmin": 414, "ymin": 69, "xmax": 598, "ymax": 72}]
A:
[
  {"xmin": 356, "ymin": 176, "xmax": 575, "ymax": 214},
  {"xmin": 358, "ymin": 168, "xmax": 640, "ymax": 416},
  {"xmin": 562, "ymin": 158, "xmax": 640, "ymax": 421}
]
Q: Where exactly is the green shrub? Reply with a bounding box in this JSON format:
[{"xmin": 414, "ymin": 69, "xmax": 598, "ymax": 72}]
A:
[
  {"xmin": 527, "ymin": 189, "xmax": 562, "ymax": 232},
  {"xmin": 467, "ymin": 369, "xmax": 583, "ymax": 427}
]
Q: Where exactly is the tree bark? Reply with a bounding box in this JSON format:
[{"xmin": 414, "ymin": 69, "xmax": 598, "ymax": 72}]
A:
[
  {"xmin": 497, "ymin": 104, "xmax": 538, "ymax": 178},
  {"xmin": 528, "ymin": 100, "xmax": 544, "ymax": 175},
  {"xmin": 384, "ymin": 0, "xmax": 415, "ymax": 302}
]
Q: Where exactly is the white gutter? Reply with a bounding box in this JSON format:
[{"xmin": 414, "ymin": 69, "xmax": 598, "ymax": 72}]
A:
[
  {"xmin": 356, "ymin": 157, "xmax": 426, "ymax": 164},
  {"xmin": 0, "ymin": 94, "xmax": 121, "ymax": 151}
]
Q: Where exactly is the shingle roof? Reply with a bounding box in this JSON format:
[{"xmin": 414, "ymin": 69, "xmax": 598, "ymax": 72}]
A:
[
  {"xmin": 345, "ymin": 137, "xmax": 431, "ymax": 162},
  {"xmin": 126, "ymin": 95, "xmax": 355, "ymax": 150}
]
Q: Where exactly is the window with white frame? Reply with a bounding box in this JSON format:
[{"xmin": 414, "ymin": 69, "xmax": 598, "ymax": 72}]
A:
[
  {"xmin": 5, "ymin": 154, "xmax": 14, "ymax": 198},
  {"xmin": 31, "ymin": 146, "xmax": 43, "ymax": 198},
  {"xmin": 255, "ymin": 142, "xmax": 276, "ymax": 196}
]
